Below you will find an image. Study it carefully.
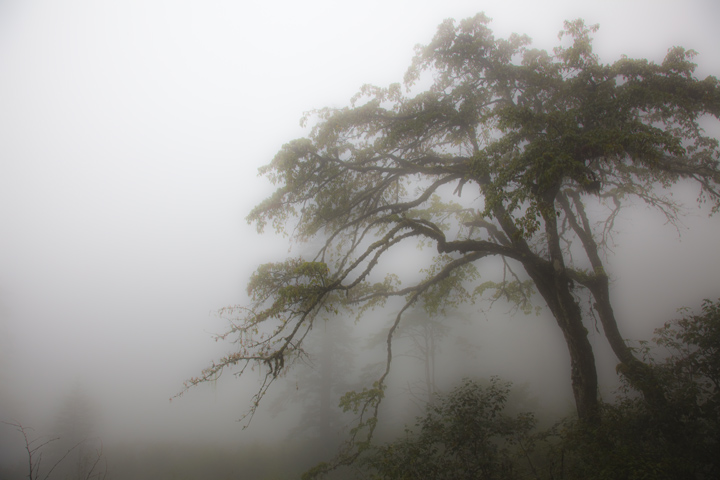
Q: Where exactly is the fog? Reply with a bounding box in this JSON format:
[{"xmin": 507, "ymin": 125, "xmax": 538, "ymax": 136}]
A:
[{"xmin": 1, "ymin": 0, "xmax": 719, "ymax": 478}]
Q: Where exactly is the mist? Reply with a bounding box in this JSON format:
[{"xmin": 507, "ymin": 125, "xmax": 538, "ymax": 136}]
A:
[{"xmin": 2, "ymin": 1, "xmax": 719, "ymax": 478}]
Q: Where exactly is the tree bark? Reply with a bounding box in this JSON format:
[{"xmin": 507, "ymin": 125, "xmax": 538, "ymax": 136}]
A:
[
  {"xmin": 557, "ymin": 190, "xmax": 666, "ymax": 408},
  {"xmin": 525, "ymin": 262, "xmax": 601, "ymax": 424},
  {"xmin": 586, "ymin": 275, "xmax": 667, "ymax": 408},
  {"xmin": 488, "ymin": 193, "xmax": 601, "ymax": 424}
]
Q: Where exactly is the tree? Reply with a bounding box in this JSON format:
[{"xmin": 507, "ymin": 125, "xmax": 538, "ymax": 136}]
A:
[
  {"xmin": 392, "ymin": 308, "xmax": 449, "ymax": 407},
  {"xmin": 181, "ymin": 13, "xmax": 720, "ymax": 474},
  {"xmin": 49, "ymin": 385, "xmax": 99, "ymax": 480},
  {"xmin": 2, "ymin": 421, "xmax": 107, "ymax": 480},
  {"xmin": 653, "ymin": 298, "xmax": 720, "ymax": 421},
  {"xmin": 647, "ymin": 298, "xmax": 720, "ymax": 474}
]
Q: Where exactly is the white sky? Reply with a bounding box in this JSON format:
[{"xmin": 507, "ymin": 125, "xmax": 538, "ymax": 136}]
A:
[{"xmin": 1, "ymin": 0, "xmax": 719, "ymax": 447}]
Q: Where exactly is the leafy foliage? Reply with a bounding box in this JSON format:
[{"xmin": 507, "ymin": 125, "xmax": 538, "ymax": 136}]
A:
[
  {"xmin": 361, "ymin": 302, "xmax": 720, "ymax": 480},
  {"xmin": 360, "ymin": 377, "xmax": 537, "ymax": 480},
  {"xmin": 561, "ymin": 299, "xmax": 720, "ymax": 480},
  {"xmin": 653, "ymin": 298, "xmax": 720, "ymax": 414}
]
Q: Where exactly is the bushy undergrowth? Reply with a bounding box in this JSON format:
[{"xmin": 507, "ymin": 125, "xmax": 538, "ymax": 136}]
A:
[
  {"xmin": 357, "ymin": 299, "xmax": 720, "ymax": 480},
  {"xmin": 5, "ymin": 301, "xmax": 717, "ymax": 479}
]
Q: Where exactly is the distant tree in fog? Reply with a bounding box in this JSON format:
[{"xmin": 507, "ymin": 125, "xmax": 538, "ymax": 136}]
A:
[
  {"xmin": 388, "ymin": 308, "xmax": 449, "ymax": 406},
  {"xmin": 1, "ymin": 420, "xmax": 107, "ymax": 480},
  {"xmin": 271, "ymin": 315, "xmax": 356, "ymax": 455},
  {"xmin": 50, "ymin": 385, "xmax": 99, "ymax": 480},
  {"xmin": 181, "ymin": 12, "xmax": 720, "ymax": 476}
]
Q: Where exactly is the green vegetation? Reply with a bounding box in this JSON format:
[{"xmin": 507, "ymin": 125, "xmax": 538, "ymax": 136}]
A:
[
  {"xmin": 360, "ymin": 377, "xmax": 537, "ymax": 480},
  {"xmin": 182, "ymin": 11, "xmax": 720, "ymax": 478},
  {"xmin": 361, "ymin": 300, "xmax": 720, "ymax": 479},
  {"xmin": 559, "ymin": 299, "xmax": 720, "ymax": 480},
  {"xmin": 8, "ymin": 298, "xmax": 717, "ymax": 478}
]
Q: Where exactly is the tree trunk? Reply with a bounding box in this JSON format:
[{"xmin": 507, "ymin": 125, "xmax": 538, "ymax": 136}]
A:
[
  {"xmin": 587, "ymin": 275, "xmax": 667, "ymax": 408},
  {"xmin": 492, "ymin": 193, "xmax": 600, "ymax": 423},
  {"xmin": 526, "ymin": 263, "xmax": 601, "ymax": 424},
  {"xmin": 557, "ymin": 190, "xmax": 667, "ymax": 408}
]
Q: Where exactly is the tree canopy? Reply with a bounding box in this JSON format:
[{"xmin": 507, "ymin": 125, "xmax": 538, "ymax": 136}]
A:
[{"xmin": 181, "ymin": 13, "xmax": 720, "ymax": 475}]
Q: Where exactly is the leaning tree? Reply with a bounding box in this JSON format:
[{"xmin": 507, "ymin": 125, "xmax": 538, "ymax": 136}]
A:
[{"xmin": 180, "ymin": 13, "xmax": 720, "ymax": 474}]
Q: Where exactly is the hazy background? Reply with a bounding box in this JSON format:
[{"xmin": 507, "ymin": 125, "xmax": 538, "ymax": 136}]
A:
[{"xmin": 1, "ymin": 0, "xmax": 719, "ymax": 476}]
